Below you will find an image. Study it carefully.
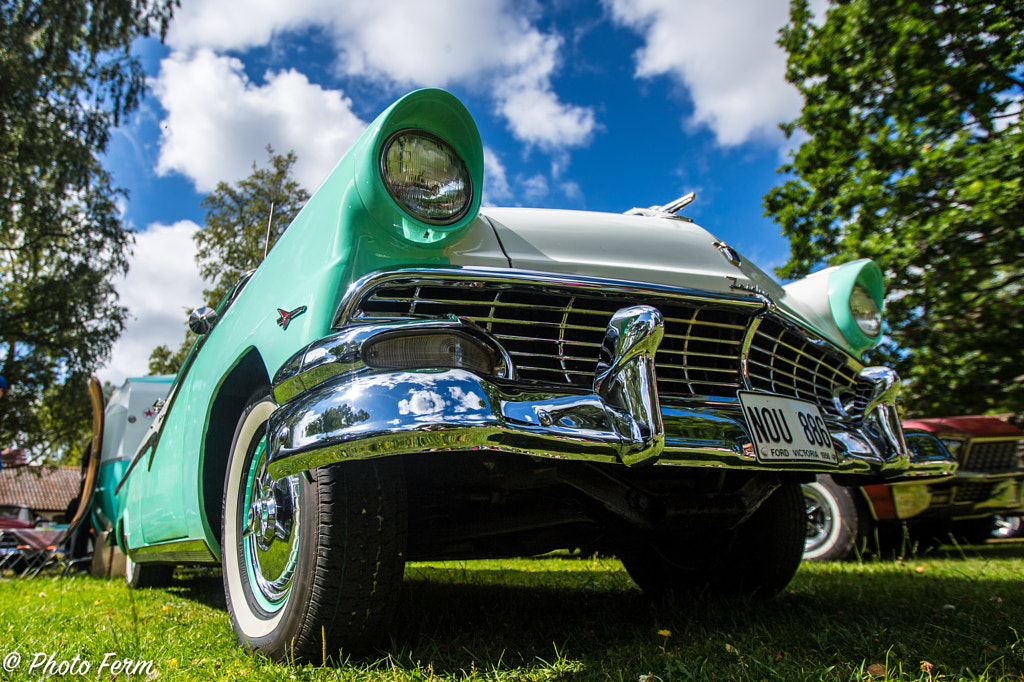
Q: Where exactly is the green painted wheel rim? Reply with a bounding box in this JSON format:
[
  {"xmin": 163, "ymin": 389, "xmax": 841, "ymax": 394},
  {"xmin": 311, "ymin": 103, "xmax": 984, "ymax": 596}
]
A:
[{"xmin": 241, "ymin": 436, "xmax": 301, "ymax": 613}]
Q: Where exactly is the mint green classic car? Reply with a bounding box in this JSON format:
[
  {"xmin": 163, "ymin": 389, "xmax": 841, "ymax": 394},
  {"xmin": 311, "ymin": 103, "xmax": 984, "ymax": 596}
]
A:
[
  {"xmin": 91, "ymin": 375, "xmax": 174, "ymax": 541},
  {"xmin": 113, "ymin": 89, "xmax": 954, "ymax": 661}
]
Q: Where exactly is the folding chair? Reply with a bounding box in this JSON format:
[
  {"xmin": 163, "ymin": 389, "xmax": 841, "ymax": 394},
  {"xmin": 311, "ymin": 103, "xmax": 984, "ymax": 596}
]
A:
[
  {"xmin": 0, "ymin": 530, "xmax": 27, "ymax": 575},
  {"xmin": 18, "ymin": 377, "xmax": 106, "ymax": 578}
]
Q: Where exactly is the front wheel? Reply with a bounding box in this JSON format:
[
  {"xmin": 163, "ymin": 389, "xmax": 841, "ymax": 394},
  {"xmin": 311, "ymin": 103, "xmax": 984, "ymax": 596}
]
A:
[
  {"xmin": 802, "ymin": 476, "xmax": 867, "ymax": 561},
  {"xmin": 619, "ymin": 482, "xmax": 806, "ymax": 598},
  {"xmin": 222, "ymin": 390, "xmax": 407, "ymax": 662}
]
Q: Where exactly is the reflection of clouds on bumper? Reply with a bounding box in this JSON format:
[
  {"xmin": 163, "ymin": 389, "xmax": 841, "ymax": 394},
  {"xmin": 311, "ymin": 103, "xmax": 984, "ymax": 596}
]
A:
[
  {"xmin": 399, "ymin": 390, "xmax": 447, "ymax": 416},
  {"xmin": 397, "ymin": 387, "xmax": 482, "ymax": 416},
  {"xmin": 449, "ymin": 385, "xmax": 484, "ymax": 413}
]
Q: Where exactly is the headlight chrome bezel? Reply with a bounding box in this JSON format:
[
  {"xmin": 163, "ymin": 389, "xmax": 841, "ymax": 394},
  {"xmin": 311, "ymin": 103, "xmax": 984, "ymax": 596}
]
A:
[
  {"xmin": 379, "ymin": 128, "xmax": 473, "ymax": 227},
  {"xmin": 827, "ymin": 259, "xmax": 885, "ymax": 353}
]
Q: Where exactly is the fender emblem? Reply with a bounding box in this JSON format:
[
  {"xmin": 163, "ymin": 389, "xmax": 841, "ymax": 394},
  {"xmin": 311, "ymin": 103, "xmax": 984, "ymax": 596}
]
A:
[{"xmin": 276, "ymin": 305, "xmax": 307, "ymax": 330}]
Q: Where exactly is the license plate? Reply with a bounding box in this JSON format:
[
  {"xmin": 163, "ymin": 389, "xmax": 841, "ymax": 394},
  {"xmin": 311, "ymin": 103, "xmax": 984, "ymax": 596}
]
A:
[{"xmin": 738, "ymin": 391, "xmax": 838, "ymax": 464}]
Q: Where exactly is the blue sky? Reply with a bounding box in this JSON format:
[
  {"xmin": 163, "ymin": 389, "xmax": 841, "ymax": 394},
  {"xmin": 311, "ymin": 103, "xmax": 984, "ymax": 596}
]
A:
[{"xmin": 100, "ymin": 0, "xmax": 822, "ymax": 384}]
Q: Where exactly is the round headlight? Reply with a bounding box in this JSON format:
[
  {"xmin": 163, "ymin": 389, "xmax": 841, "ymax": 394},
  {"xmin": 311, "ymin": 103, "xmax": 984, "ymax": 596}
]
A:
[
  {"xmin": 849, "ymin": 283, "xmax": 881, "ymax": 337},
  {"xmin": 381, "ymin": 130, "xmax": 472, "ymax": 225}
]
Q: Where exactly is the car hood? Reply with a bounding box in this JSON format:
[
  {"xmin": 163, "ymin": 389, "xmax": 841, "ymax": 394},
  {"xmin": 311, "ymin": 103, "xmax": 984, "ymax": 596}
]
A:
[
  {"xmin": 478, "ymin": 207, "xmax": 854, "ymax": 355},
  {"xmin": 903, "ymin": 415, "xmax": 1024, "ymax": 438}
]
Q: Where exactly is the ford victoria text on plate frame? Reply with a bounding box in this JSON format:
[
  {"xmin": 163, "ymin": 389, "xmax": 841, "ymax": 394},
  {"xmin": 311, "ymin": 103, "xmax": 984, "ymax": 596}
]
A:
[{"xmin": 109, "ymin": 89, "xmax": 954, "ymax": 662}]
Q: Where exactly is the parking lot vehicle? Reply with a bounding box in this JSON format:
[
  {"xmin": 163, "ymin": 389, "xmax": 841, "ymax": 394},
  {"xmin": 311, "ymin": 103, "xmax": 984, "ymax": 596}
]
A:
[
  {"xmin": 110, "ymin": 88, "xmax": 954, "ymax": 661},
  {"xmin": 0, "ymin": 503, "xmax": 40, "ymax": 529},
  {"xmin": 804, "ymin": 416, "xmax": 1024, "ymax": 560},
  {"xmin": 88, "ymin": 375, "xmax": 174, "ymax": 574},
  {"xmin": 0, "ymin": 504, "xmax": 42, "ymax": 572}
]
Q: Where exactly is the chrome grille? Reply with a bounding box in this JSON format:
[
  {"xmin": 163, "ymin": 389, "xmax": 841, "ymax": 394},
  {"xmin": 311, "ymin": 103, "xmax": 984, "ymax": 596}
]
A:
[
  {"xmin": 746, "ymin": 318, "xmax": 863, "ymax": 419},
  {"xmin": 350, "ymin": 276, "xmax": 864, "ymax": 415},
  {"xmin": 952, "ymin": 482, "xmax": 995, "ymax": 504},
  {"xmin": 354, "ymin": 280, "xmax": 752, "ymax": 398},
  {"xmin": 962, "ymin": 440, "xmax": 1023, "ymax": 473}
]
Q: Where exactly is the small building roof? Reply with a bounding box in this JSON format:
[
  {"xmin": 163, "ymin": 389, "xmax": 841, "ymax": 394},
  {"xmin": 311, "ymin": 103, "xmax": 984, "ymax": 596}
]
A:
[{"xmin": 0, "ymin": 466, "xmax": 81, "ymax": 514}]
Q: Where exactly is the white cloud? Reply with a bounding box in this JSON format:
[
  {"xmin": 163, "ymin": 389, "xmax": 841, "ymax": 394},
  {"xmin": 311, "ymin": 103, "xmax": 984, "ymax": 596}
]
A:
[
  {"xmin": 605, "ymin": 0, "xmax": 808, "ymax": 146},
  {"xmin": 162, "ymin": 0, "xmax": 595, "ymax": 150},
  {"xmin": 494, "ymin": 73, "xmax": 596, "ymax": 149},
  {"xmin": 483, "ymin": 147, "xmax": 512, "ymax": 205},
  {"xmin": 521, "ymin": 174, "xmax": 550, "ymax": 203},
  {"xmin": 560, "ymin": 180, "xmax": 582, "ymax": 202},
  {"xmin": 154, "ymin": 50, "xmax": 367, "ymax": 192},
  {"xmin": 100, "ymin": 221, "xmax": 205, "ymax": 385}
]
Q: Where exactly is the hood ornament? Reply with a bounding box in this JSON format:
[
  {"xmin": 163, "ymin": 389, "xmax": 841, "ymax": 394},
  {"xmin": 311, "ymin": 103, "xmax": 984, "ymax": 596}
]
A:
[{"xmin": 624, "ymin": 192, "xmax": 696, "ymax": 221}]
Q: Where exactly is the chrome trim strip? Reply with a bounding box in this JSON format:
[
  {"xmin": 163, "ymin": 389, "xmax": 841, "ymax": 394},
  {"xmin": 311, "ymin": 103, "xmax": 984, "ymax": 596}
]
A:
[
  {"xmin": 334, "ymin": 266, "xmax": 767, "ymax": 328},
  {"xmin": 129, "ymin": 538, "xmax": 217, "ymax": 564}
]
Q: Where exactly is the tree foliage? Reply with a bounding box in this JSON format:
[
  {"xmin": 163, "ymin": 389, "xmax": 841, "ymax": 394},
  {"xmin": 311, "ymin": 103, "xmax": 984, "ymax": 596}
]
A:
[
  {"xmin": 0, "ymin": 0, "xmax": 177, "ymax": 462},
  {"xmin": 147, "ymin": 148, "xmax": 310, "ymax": 376},
  {"xmin": 765, "ymin": 0, "xmax": 1024, "ymax": 417},
  {"xmin": 195, "ymin": 147, "xmax": 311, "ymax": 307},
  {"xmin": 147, "ymin": 334, "xmax": 194, "ymax": 377}
]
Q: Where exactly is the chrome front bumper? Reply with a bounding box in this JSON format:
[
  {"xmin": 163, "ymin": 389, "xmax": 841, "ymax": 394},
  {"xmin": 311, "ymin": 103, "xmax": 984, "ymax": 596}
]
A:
[{"xmin": 266, "ymin": 308, "xmax": 955, "ymax": 481}]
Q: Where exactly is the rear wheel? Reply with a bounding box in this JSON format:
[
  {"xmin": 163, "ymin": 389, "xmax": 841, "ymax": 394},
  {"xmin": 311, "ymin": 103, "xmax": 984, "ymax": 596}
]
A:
[
  {"xmin": 222, "ymin": 390, "xmax": 407, "ymax": 662},
  {"xmin": 619, "ymin": 483, "xmax": 805, "ymax": 598},
  {"xmin": 125, "ymin": 555, "xmax": 174, "ymax": 588}
]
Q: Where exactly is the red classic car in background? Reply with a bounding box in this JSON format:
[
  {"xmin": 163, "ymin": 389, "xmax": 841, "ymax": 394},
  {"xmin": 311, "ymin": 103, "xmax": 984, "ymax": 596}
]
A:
[
  {"xmin": 805, "ymin": 415, "xmax": 1024, "ymax": 560},
  {"xmin": 0, "ymin": 503, "xmax": 42, "ymax": 529}
]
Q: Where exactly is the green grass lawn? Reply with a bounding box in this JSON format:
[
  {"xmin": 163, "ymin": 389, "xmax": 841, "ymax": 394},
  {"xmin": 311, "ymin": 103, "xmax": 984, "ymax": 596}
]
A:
[{"xmin": 2, "ymin": 545, "xmax": 1023, "ymax": 681}]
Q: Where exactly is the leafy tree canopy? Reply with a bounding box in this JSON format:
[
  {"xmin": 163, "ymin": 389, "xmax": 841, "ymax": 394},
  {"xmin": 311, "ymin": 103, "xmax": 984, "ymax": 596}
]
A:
[
  {"xmin": 0, "ymin": 0, "xmax": 177, "ymax": 462},
  {"xmin": 765, "ymin": 0, "xmax": 1024, "ymax": 418},
  {"xmin": 148, "ymin": 148, "xmax": 310, "ymax": 376}
]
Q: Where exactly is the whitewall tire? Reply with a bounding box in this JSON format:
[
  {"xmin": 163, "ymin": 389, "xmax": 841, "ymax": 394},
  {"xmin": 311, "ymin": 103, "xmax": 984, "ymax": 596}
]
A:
[
  {"xmin": 221, "ymin": 389, "xmax": 407, "ymax": 662},
  {"xmin": 803, "ymin": 475, "xmax": 866, "ymax": 561}
]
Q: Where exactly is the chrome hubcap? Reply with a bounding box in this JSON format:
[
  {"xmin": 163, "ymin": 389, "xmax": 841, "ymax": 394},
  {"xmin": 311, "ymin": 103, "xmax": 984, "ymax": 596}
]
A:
[
  {"xmin": 804, "ymin": 486, "xmax": 833, "ymax": 551},
  {"xmin": 245, "ymin": 478, "xmax": 294, "ymax": 551},
  {"xmin": 242, "ymin": 450, "xmax": 301, "ymax": 607}
]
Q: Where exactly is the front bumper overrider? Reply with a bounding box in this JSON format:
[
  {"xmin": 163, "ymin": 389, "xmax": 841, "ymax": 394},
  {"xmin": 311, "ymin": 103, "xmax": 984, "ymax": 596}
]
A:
[{"xmin": 265, "ymin": 307, "xmax": 955, "ymax": 481}]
